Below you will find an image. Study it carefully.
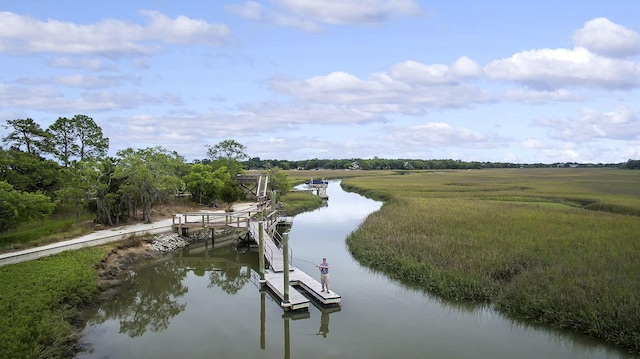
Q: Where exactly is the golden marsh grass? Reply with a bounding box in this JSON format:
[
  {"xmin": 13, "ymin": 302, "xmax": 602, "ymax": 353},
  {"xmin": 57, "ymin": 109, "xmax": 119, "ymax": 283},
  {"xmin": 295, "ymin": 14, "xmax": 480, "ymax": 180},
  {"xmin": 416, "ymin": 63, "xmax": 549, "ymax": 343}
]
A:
[{"xmin": 342, "ymin": 168, "xmax": 640, "ymax": 352}]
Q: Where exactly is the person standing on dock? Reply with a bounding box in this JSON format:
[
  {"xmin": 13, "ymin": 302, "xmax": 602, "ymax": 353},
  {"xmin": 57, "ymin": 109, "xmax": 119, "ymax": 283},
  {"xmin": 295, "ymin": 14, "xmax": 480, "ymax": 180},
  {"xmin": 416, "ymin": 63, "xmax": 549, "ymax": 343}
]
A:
[{"xmin": 317, "ymin": 258, "xmax": 330, "ymax": 293}]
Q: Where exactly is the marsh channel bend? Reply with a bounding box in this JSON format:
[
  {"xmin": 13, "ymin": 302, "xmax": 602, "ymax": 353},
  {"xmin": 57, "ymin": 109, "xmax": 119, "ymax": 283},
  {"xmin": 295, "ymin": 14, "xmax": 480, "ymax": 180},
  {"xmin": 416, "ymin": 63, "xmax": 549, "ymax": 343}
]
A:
[{"xmin": 78, "ymin": 180, "xmax": 634, "ymax": 358}]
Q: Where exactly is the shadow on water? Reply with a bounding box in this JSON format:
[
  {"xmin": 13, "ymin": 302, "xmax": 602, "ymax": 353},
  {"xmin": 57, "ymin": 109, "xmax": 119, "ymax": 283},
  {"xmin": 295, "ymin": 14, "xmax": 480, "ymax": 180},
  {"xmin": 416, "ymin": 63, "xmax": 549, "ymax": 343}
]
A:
[{"xmin": 78, "ymin": 180, "xmax": 637, "ymax": 358}]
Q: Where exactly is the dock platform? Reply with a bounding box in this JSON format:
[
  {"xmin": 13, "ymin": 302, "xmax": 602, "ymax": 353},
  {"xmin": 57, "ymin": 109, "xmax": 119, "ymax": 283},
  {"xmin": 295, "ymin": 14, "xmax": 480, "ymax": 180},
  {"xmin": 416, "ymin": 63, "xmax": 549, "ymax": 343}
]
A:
[{"xmin": 249, "ymin": 221, "xmax": 341, "ymax": 311}]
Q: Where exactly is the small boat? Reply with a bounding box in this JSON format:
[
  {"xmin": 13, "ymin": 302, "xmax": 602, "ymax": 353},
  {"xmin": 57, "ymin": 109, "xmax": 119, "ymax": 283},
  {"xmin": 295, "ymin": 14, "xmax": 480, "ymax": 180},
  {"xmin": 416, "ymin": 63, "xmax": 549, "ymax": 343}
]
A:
[{"xmin": 305, "ymin": 179, "xmax": 328, "ymax": 185}]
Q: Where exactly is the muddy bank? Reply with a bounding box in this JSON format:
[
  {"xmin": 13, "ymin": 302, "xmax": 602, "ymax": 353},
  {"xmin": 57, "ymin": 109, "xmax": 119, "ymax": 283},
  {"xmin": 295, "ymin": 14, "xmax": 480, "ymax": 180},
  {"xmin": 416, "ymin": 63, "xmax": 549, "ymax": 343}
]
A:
[{"xmin": 93, "ymin": 229, "xmax": 234, "ymax": 301}]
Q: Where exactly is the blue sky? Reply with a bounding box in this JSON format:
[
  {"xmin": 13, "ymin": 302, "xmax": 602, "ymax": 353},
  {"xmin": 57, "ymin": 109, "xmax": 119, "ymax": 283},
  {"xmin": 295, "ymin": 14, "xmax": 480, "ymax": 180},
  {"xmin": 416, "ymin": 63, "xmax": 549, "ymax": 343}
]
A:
[{"xmin": 1, "ymin": 1, "xmax": 639, "ymax": 163}]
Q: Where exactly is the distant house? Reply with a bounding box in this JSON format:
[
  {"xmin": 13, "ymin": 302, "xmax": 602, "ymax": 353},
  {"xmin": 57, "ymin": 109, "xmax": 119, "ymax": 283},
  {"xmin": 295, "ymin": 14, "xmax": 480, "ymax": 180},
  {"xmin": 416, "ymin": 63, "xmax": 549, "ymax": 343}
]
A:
[{"xmin": 557, "ymin": 163, "xmax": 579, "ymax": 168}]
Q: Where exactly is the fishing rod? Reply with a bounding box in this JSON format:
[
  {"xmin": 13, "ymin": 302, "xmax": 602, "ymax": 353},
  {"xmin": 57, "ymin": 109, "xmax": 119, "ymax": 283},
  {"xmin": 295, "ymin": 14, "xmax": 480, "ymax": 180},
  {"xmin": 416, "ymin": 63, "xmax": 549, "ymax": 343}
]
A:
[{"xmin": 292, "ymin": 256, "xmax": 318, "ymax": 265}]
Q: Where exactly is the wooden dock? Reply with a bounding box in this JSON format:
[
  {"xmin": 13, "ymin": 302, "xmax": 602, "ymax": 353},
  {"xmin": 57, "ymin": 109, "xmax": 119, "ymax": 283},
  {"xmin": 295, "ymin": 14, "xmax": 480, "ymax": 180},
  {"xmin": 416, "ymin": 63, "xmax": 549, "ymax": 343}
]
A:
[
  {"xmin": 170, "ymin": 199, "xmax": 340, "ymax": 312},
  {"xmin": 171, "ymin": 209, "xmax": 253, "ymax": 235},
  {"xmin": 249, "ymin": 221, "xmax": 341, "ymax": 311}
]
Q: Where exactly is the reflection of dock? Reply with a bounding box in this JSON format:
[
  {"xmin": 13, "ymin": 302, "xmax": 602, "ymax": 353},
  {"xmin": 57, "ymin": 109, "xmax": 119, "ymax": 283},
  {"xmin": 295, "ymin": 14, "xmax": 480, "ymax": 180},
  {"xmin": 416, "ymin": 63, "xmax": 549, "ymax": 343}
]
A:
[{"xmin": 249, "ymin": 221, "xmax": 341, "ymax": 312}]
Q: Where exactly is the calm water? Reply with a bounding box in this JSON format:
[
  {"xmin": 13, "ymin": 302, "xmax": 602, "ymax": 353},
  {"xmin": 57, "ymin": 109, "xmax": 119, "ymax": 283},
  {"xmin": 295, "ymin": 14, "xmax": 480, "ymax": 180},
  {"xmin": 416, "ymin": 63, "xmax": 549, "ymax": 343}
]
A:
[{"xmin": 78, "ymin": 181, "xmax": 635, "ymax": 358}]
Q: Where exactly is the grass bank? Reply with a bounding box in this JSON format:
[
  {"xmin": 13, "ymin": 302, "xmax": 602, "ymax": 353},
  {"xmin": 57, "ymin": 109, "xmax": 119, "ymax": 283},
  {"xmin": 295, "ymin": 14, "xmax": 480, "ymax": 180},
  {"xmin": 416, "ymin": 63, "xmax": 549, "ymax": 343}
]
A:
[
  {"xmin": 0, "ymin": 246, "xmax": 110, "ymax": 358},
  {"xmin": 0, "ymin": 214, "xmax": 94, "ymax": 251},
  {"xmin": 279, "ymin": 191, "xmax": 325, "ymax": 216},
  {"xmin": 343, "ymin": 168, "xmax": 640, "ymax": 352}
]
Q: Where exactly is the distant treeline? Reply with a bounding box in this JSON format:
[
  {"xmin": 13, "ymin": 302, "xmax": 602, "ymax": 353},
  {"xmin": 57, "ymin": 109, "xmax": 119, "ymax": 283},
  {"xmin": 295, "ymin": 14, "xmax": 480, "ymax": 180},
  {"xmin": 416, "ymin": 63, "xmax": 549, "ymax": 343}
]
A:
[
  {"xmin": 625, "ymin": 159, "xmax": 640, "ymax": 169},
  {"xmin": 237, "ymin": 157, "xmax": 632, "ymax": 171}
]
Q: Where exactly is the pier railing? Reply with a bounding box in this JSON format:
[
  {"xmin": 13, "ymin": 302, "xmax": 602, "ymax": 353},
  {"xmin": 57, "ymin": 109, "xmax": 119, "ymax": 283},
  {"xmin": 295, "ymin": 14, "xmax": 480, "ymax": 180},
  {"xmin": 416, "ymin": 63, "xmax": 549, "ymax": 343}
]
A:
[{"xmin": 171, "ymin": 206, "xmax": 260, "ymax": 233}]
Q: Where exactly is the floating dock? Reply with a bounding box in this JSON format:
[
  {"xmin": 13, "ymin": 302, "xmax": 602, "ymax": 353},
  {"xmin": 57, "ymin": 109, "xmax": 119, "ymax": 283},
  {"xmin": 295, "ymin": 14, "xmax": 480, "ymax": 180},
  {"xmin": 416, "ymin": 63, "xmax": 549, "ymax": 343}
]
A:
[{"xmin": 249, "ymin": 221, "xmax": 341, "ymax": 311}]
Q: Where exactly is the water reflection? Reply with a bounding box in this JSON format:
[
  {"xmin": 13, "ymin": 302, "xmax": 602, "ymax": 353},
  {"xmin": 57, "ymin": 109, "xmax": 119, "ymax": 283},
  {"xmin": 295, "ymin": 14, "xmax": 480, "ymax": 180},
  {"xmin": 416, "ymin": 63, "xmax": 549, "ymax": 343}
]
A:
[
  {"xmin": 85, "ymin": 260, "xmax": 188, "ymax": 338},
  {"xmin": 178, "ymin": 239, "xmax": 260, "ymax": 296},
  {"xmin": 317, "ymin": 312, "xmax": 329, "ymax": 338},
  {"xmin": 83, "ymin": 240, "xmax": 260, "ymax": 341}
]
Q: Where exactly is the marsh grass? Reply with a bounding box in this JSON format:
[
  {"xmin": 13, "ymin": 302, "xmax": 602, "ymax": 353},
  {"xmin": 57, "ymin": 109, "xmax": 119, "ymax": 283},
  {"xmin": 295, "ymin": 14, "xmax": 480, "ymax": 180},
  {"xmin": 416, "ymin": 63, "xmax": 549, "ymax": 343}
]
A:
[
  {"xmin": 279, "ymin": 191, "xmax": 325, "ymax": 216},
  {"xmin": 0, "ymin": 246, "xmax": 109, "ymax": 358},
  {"xmin": 343, "ymin": 168, "xmax": 640, "ymax": 352}
]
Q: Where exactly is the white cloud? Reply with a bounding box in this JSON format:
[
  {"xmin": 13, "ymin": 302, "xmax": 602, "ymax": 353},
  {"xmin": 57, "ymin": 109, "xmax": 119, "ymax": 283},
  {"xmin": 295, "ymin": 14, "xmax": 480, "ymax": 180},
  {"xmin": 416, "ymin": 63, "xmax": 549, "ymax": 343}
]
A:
[
  {"xmin": 48, "ymin": 57, "xmax": 116, "ymax": 71},
  {"xmin": 485, "ymin": 47, "xmax": 640, "ymax": 90},
  {"xmin": 617, "ymin": 141, "xmax": 640, "ymax": 159},
  {"xmin": 451, "ymin": 56, "xmax": 483, "ymax": 78},
  {"xmin": 383, "ymin": 122, "xmax": 489, "ymax": 147},
  {"xmin": 538, "ymin": 147, "xmax": 580, "ymax": 162},
  {"xmin": 228, "ymin": 0, "xmax": 421, "ymax": 31},
  {"xmin": 573, "ymin": 17, "xmax": 640, "ymax": 58},
  {"xmin": 227, "ymin": 1, "xmax": 322, "ymax": 32},
  {"xmin": 521, "ymin": 138, "xmax": 547, "ymax": 149},
  {"xmin": 271, "ymin": 0, "xmax": 422, "ymax": 25},
  {"xmin": 236, "ymin": 101, "xmax": 387, "ymax": 126},
  {"xmin": 504, "ymin": 88, "xmax": 582, "ymax": 104},
  {"xmin": 226, "ymin": 1, "xmax": 265, "ymax": 21},
  {"xmin": 0, "ymin": 83, "xmax": 167, "ymax": 113},
  {"xmin": 15, "ymin": 74, "xmax": 130, "ymax": 89},
  {"xmin": 389, "ymin": 56, "xmax": 481, "ymax": 85},
  {"xmin": 271, "ymin": 64, "xmax": 493, "ymax": 111},
  {"xmin": 535, "ymin": 107, "xmax": 640, "ymax": 141},
  {"xmin": 0, "ymin": 11, "xmax": 230, "ymax": 56},
  {"xmin": 140, "ymin": 10, "xmax": 230, "ymax": 45},
  {"xmin": 51, "ymin": 75, "xmax": 131, "ymax": 89}
]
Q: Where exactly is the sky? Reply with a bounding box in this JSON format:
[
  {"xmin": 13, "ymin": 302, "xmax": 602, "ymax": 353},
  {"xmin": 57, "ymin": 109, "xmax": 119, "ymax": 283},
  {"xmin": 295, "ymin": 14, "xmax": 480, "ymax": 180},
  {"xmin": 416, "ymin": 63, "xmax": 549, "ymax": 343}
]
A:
[{"xmin": 1, "ymin": 1, "xmax": 639, "ymax": 164}]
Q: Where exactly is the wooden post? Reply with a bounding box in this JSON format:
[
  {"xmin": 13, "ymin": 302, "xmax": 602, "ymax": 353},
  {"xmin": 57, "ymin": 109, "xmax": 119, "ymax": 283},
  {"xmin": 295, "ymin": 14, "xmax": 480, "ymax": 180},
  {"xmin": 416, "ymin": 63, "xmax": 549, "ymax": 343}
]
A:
[
  {"xmin": 282, "ymin": 231, "xmax": 290, "ymax": 309},
  {"xmin": 176, "ymin": 214, "xmax": 183, "ymax": 235},
  {"xmin": 258, "ymin": 222, "xmax": 265, "ymax": 284}
]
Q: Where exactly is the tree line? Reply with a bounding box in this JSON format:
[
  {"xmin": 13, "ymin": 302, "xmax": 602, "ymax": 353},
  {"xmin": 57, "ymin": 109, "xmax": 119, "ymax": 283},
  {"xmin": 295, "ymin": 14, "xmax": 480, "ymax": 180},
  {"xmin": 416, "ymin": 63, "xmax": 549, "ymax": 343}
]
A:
[
  {"xmin": 0, "ymin": 116, "xmax": 292, "ymax": 234},
  {"xmin": 242, "ymin": 157, "xmax": 630, "ymax": 171}
]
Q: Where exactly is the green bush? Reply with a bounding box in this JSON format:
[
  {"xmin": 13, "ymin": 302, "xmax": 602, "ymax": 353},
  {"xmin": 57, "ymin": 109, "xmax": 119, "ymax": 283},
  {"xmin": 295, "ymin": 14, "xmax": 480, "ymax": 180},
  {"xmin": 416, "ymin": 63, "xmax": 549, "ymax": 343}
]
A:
[{"xmin": 0, "ymin": 247, "xmax": 109, "ymax": 358}]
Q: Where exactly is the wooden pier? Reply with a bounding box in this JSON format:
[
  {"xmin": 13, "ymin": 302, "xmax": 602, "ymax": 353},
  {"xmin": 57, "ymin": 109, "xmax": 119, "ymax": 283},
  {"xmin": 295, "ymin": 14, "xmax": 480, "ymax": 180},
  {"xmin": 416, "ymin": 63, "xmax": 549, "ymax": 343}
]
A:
[
  {"xmin": 171, "ymin": 198, "xmax": 340, "ymax": 312},
  {"xmin": 249, "ymin": 221, "xmax": 341, "ymax": 311}
]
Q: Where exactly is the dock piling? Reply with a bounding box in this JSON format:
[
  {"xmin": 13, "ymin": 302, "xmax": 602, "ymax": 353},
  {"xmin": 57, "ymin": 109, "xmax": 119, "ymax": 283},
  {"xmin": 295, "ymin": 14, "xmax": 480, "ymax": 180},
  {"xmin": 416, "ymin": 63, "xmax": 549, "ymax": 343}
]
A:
[
  {"xmin": 258, "ymin": 221, "xmax": 265, "ymax": 284},
  {"xmin": 282, "ymin": 230, "xmax": 291, "ymax": 309}
]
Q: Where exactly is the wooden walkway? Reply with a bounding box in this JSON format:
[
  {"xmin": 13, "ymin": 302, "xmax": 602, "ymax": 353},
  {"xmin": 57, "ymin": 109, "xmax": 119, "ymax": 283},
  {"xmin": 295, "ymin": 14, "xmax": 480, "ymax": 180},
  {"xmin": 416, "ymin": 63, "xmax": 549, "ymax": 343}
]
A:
[
  {"xmin": 171, "ymin": 209, "xmax": 254, "ymax": 234},
  {"xmin": 249, "ymin": 221, "xmax": 341, "ymax": 311}
]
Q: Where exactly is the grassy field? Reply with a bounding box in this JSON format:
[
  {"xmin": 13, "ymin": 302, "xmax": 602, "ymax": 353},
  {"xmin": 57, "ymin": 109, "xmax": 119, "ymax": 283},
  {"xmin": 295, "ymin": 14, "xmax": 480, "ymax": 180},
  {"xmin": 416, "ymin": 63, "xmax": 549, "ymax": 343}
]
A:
[{"xmin": 341, "ymin": 168, "xmax": 640, "ymax": 352}]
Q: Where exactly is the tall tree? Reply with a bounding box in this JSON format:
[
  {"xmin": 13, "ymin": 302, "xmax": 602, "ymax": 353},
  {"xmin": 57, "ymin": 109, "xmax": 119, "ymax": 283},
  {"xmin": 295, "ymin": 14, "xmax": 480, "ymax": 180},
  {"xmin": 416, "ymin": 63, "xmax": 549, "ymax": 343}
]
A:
[
  {"xmin": 87, "ymin": 158, "xmax": 121, "ymax": 226},
  {"xmin": 2, "ymin": 118, "xmax": 50, "ymax": 155},
  {"xmin": 47, "ymin": 114, "xmax": 109, "ymax": 167},
  {"xmin": 73, "ymin": 114, "xmax": 109, "ymax": 161},
  {"xmin": 205, "ymin": 139, "xmax": 247, "ymax": 176},
  {"xmin": 116, "ymin": 147, "xmax": 185, "ymax": 223},
  {"xmin": 47, "ymin": 117, "xmax": 78, "ymax": 167}
]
